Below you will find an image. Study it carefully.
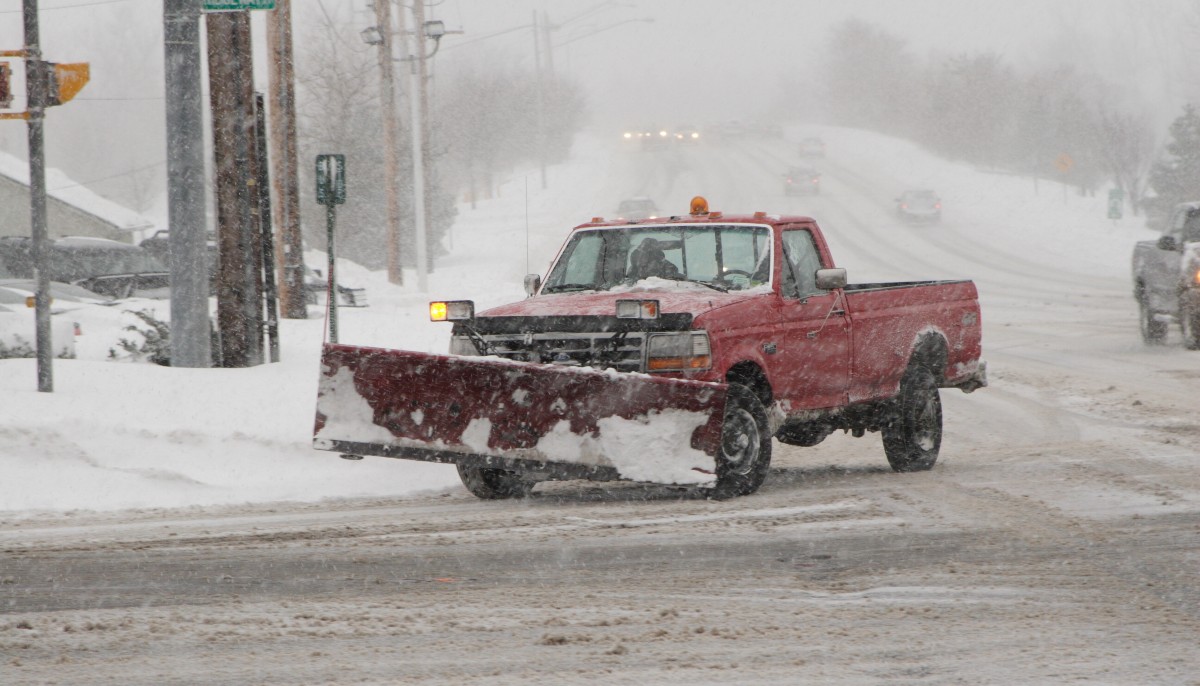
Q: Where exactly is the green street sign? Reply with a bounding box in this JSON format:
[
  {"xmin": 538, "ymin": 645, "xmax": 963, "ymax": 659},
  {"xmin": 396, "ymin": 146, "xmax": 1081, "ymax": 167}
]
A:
[
  {"xmin": 1108, "ymin": 189, "xmax": 1124, "ymax": 220},
  {"xmin": 316, "ymin": 154, "xmax": 346, "ymax": 206},
  {"xmin": 203, "ymin": 0, "xmax": 275, "ymax": 11}
]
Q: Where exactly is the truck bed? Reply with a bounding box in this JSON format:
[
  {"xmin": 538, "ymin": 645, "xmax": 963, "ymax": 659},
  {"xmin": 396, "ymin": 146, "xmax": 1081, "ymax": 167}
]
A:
[{"xmin": 843, "ymin": 279, "xmax": 983, "ymax": 404}]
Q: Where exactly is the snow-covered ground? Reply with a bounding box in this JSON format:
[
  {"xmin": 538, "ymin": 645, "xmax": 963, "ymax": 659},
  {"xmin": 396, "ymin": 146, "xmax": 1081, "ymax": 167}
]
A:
[
  {"xmin": 4, "ymin": 125, "xmax": 1198, "ymax": 686},
  {"xmin": 0, "ymin": 125, "xmax": 1168, "ymax": 515}
]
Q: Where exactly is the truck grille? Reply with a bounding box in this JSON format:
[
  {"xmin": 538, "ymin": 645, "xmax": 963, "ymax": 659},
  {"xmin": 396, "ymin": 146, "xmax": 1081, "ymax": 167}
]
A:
[{"xmin": 474, "ymin": 332, "xmax": 645, "ymax": 372}]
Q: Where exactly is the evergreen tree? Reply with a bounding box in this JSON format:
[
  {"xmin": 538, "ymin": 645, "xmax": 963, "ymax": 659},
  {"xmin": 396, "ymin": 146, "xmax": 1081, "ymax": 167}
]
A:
[{"xmin": 1149, "ymin": 104, "xmax": 1200, "ymax": 207}]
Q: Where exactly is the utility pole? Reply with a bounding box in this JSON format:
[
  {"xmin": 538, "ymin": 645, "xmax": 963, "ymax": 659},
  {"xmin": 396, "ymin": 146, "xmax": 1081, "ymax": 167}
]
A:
[
  {"xmin": 207, "ymin": 10, "xmax": 263, "ymax": 367},
  {"xmin": 532, "ymin": 10, "xmax": 546, "ymax": 190},
  {"xmin": 164, "ymin": 0, "xmax": 211, "ymax": 368},
  {"xmin": 371, "ymin": 0, "xmax": 404, "ymax": 285},
  {"xmin": 414, "ymin": 0, "xmax": 434, "ymax": 275},
  {"xmin": 22, "ymin": 0, "xmax": 51, "ymax": 391},
  {"xmin": 266, "ymin": 0, "xmax": 307, "ymax": 318},
  {"xmin": 399, "ymin": 7, "xmax": 428, "ymax": 292},
  {"xmin": 541, "ymin": 10, "xmax": 554, "ymax": 75}
]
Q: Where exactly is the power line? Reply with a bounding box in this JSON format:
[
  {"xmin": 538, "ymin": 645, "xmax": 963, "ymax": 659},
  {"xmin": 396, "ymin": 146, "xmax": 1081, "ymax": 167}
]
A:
[
  {"xmin": 48, "ymin": 159, "xmax": 166, "ymax": 191},
  {"xmin": 0, "ymin": 0, "xmax": 148, "ymax": 13}
]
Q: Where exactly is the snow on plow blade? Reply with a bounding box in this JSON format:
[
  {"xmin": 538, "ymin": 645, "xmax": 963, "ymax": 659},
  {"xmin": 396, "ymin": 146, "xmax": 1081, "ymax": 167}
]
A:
[{"xmin": 314, "ymin": 344, "xmax": 728, "ymax": 485}]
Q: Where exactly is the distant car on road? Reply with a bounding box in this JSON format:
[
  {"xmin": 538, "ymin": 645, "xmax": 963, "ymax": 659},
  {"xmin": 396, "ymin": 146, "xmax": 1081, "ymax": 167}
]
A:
[
  {"xmin": 895, "ymin": 190, "xmax": 942, "ymax": 224},
  {"xmin": 640, "ymin": 125, "xmax": 671, "ymax": 150},
  {"xmin": 673, "ymin": 124, "xmax": 701, "ymax": 144},
  {"xmin": 784, "ymin": 165, "xmax": 821, "ymax": 196},
  {"xmin": 798, "ymin": 137, "xmax": 826, "ymax": 158},
  {"xmin": 615, "ymin": 197, "xmax": 660, "ymax": 220},
  {"xmin": 0, "ymin": 236, "xmax": 169, "ymax": 299}
]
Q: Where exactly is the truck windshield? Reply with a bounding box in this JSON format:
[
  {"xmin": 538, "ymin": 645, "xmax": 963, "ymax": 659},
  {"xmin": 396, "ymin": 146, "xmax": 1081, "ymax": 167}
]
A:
[{"xmin": 542, "ymin": 224, "xmax": 771, "ymax": 293}]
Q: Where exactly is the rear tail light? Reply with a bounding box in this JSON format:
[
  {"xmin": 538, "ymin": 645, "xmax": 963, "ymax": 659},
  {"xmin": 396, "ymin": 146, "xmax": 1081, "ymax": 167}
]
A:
[{"xmin": 73, "ymin": 322, "xmax": 82, "ymax": 336}]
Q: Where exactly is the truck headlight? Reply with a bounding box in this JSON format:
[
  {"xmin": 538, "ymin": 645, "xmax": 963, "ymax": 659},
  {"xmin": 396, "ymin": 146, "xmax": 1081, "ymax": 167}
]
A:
[{"xmin": 647, "ymin": 332, "xmax": 711, "ymax": 371}]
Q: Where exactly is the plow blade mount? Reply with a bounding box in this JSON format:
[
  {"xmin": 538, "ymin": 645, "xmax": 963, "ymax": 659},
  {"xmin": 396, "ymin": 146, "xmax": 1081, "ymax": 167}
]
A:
[{"xmin": 314, "ymin": 344, "xmax": 728, "ymax": 485}]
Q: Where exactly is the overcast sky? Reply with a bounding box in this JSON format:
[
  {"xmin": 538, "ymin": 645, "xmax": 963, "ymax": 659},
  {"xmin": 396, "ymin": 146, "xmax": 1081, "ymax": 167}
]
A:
[
  {"xmin": 428, "ymin": 0, "xmax": 1198, "ymax": 126},
  {"xmin": 0, "ymin": 0, "xmax": 1197, "ymax": 210}
]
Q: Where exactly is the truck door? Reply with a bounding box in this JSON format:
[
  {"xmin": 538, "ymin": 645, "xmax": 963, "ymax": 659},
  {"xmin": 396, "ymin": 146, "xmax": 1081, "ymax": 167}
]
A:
[{"xmin": 771, "ymin": 228, "xmax": 850, "ymax": 411}]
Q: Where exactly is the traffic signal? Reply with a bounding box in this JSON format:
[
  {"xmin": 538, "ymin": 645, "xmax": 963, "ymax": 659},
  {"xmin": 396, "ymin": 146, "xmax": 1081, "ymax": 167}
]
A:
[
  {"xmin": 26, "ymin": 60, "xmax": 88, "ymax": 108},
  {"xmin": 0, "ymin": 62, "xmax": 11, "ymax": 108},
  {"xmin": 48, "ymin": 62, "xmax": 88, "ymax": 106}
]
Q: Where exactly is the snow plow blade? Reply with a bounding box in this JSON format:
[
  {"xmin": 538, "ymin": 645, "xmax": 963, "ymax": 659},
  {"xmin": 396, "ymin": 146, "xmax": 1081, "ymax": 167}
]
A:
[{"xmin": 314, "ymin": 344, "xmax": 728, "ymax": 485}]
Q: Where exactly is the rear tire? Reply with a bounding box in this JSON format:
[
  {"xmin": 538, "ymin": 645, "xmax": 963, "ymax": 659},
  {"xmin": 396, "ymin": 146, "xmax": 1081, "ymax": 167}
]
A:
[
  {"xmin": 882, "ymin": 366, "xmax": 942, "ymax": 472},
  {"xmin": 456, "ymin": 465, "xmax": 534, "ymax": 500},
  {"xmin": 1139, "ymin": 292, "xmax": 1167, "ymax": 345},
  {"xmin": 709, "ymin": 385, "xmax": 772, "ymax": 499},
  {"xmin": 1181, "ymin": 298, "xmax": 1200, "ymax": 350}
]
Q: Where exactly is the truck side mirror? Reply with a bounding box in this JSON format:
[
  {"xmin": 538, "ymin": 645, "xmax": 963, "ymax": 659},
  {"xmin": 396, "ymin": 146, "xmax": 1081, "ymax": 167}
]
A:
[
  {"xmin": 815, "ymin": 268, "xmax": 847, "ymax": 290},
  {"xmin": 524, "ymin": 273, "xmax": 542, "ymax": 297},
  {"xmin": 1157, "ymin": 235, "xmax": 1179, "ymax": 251}
]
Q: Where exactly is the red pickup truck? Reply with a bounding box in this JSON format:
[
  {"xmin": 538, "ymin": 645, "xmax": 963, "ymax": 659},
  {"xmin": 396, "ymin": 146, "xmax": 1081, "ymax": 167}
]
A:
[{"xmin": 314, "ymin": 198, "xmax": 987, "ymax": 499}]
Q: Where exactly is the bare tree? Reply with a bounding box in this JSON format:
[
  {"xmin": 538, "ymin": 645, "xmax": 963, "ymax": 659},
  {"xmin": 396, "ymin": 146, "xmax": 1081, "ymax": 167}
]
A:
[{"xmin": 1096, "ymin": 105, "xmax": 1156, "ymax": 215}]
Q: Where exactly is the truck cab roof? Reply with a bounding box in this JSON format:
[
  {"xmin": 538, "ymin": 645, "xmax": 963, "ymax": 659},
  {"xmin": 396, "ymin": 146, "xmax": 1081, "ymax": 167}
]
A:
[{"xmin": 578, "ymin": 211, "xmax": 814, "ymax": 229}]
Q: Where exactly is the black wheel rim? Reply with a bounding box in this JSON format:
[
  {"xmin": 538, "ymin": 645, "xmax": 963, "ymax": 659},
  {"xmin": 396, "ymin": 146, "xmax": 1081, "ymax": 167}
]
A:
[
  {"xmin": 911, "ymin": 388, "xmax": 940, "ymax": 451},
  {"xmin": 722, "ymin": 407, "xmax": 760, "ymax": 475}
]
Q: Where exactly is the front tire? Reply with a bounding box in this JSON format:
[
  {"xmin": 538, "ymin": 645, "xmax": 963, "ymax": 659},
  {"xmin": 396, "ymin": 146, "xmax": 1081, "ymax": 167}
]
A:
[
  {"xmin": 882, "ymin": 366, "xmax": 942, "ymax": 472},
  {"xmin": 1181, "ymin": 298, "xmax": 1200, "ymax": 350},
  {"xmin": 456, "ymin": 465, "xmax": 534, "ymax": 500},
  {"xmin": 1139, "ymin": 291, "xmax": 1167, "ymax": 345},
  {"xmin": 710, "ymin": 385, "xmax": 772, "ymax": 499}
]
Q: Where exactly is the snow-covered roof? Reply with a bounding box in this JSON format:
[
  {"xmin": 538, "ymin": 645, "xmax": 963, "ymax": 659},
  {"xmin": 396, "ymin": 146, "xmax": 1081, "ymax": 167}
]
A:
[{"xmin": 0, "ymin": 150, "xmax": 155, "ymax": 233}]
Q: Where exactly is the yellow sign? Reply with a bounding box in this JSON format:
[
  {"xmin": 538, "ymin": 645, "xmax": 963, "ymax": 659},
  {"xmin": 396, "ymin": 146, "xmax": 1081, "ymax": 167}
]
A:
[{"xmin": 1054, "ymin": 153, "xmax": 1074, "ymax": 174}]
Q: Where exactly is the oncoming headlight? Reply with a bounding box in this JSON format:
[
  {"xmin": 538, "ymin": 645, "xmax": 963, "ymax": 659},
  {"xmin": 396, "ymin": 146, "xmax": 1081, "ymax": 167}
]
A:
[{"xmin": 647, "ymin": 332, "xmax": 711, "ymax": 371}]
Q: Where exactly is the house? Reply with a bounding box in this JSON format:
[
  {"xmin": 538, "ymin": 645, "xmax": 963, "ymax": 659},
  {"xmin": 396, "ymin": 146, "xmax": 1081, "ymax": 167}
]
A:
[{"xmin": 0, "ymin": 151, "xmax": 155, "ymax": 243}]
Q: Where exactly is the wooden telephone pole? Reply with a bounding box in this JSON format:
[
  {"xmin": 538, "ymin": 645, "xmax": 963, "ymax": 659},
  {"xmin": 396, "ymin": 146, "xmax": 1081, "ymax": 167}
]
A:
[
  {"xmin": 266, "ymin": 0, "xmax": 308, "ymax": 317},
  {"xmin": 207, "ymin": 10, "xmax": 263, "ymax": 367}
]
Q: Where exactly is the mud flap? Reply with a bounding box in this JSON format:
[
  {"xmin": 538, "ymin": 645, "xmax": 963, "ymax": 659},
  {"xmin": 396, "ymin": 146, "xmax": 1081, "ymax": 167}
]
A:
[{"xmin": 313, "ymin": 344, "xmax": 728, "ymax": 485}]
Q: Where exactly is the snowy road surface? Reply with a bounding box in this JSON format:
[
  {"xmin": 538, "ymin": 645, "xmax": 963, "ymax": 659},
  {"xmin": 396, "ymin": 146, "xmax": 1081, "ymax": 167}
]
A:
[
  {"xmin": 2, "ymin": 452, "xmax": 1197, "ymax": 684},
  {"xmin": 2, "ymin": 127, "xmax": 1198, "ymax": 684}
]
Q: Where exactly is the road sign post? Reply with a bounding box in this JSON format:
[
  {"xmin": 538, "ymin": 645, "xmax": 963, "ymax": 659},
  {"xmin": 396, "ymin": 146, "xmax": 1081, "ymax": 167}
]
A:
[
  {"xmin": 316, "ymin": 154, "xmax": 345, "ymax": 343},
  {"xmin": 1054, "ymin": 153, "xmax": 1073, "ymax": 205},
  {"xmin": 1108, "ymin": 189, "xmax": 1124, "ymax": 221}
]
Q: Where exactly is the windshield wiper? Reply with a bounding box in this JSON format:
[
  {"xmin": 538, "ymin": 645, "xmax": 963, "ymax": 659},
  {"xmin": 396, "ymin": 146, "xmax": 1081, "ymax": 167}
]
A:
[
  {"xmin": 542, "ymin": 283, "xmax": 598, "ymax": 293},
  {"xmin": 691, "ymin": 279, "xmax": 730, "ymax": 293}
]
